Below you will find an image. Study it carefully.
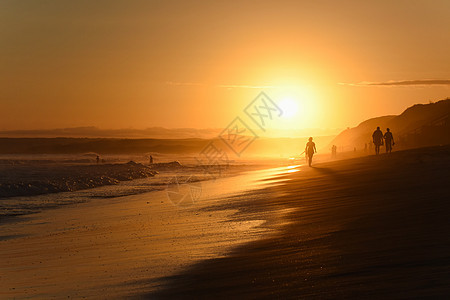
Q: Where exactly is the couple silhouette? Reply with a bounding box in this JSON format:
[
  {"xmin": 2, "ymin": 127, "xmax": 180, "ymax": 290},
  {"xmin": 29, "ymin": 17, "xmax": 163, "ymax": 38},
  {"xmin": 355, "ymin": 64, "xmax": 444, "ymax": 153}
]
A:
[{"xmin": 372, "ymin": 127, "xmax": 395, "ymax": 154}]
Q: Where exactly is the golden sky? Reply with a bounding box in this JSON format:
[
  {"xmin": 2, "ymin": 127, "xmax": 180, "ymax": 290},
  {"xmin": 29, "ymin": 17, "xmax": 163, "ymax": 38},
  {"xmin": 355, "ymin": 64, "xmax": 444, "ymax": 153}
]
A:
[{"xmin": 1, "ymin": 0, "xmax": 449, "ymax": 135}]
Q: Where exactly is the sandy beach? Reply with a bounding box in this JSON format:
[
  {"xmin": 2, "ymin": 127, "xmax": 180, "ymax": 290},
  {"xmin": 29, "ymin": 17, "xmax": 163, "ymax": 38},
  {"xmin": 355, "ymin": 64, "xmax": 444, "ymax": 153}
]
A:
[
  {"xmin": 0, "ymin": 163, "xmax": 282, "ymax": 298},
  {"xmin": 1, "ymin": 145, "xmax": 449, "ymax": 299},
  {"xmin": 150, "ymin": 145, "xmax": 450, "ymax": 298},
  {"xmin": 3, "ymin": 1, "xmax": 449, "ymax": 298}
]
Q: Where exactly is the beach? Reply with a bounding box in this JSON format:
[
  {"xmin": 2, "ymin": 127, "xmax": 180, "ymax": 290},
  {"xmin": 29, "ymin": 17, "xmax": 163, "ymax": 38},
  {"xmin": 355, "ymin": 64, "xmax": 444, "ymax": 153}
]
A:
[
  {"xmin": 1, "ymin": 145, "xmax": 449, "ymax": 298},
  {"xmin": 3, "ymin": 0, "xmax": 449, "ymax": 298},
  {"xmin": 0, "ymin": 161, "xmax": 281, "ymax": 298},
  {"xmin": 150, "ymin": 145, "xmax": 450, "ymax": 298}
]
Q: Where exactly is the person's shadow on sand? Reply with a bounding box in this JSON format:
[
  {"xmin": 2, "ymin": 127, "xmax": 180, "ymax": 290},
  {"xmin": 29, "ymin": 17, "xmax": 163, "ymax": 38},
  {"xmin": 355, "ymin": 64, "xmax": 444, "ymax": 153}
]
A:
[{"xmin": 311, "ymin": 166, "xmax": 340, "ymax": 180}]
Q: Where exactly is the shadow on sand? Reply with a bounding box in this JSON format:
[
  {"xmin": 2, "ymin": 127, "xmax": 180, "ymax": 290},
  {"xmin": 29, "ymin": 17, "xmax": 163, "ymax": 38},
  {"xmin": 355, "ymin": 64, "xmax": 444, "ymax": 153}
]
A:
[{"xmin": 142, "ymin": 145, "xmax": 450, "ymax": 299}]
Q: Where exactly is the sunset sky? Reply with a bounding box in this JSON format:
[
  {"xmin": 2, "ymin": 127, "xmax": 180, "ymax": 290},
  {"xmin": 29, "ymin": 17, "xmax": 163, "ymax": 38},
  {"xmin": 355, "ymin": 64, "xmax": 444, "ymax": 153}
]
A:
[{"xmin": 1, "ymin": 0, "xmax": 449, "ymax": 136}]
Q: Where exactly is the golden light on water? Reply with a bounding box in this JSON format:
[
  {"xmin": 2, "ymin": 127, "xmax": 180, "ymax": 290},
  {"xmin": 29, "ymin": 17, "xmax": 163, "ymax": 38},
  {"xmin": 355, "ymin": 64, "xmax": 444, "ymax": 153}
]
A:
[{"xmin": 285, "ymin": 165, "xmax": 301, "ymax": 173}]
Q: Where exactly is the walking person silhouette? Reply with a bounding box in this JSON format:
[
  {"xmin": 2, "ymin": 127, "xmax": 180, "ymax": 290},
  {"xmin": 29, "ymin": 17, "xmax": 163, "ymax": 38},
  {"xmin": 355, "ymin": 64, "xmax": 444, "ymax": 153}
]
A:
[
  {"xmin": 372, "ymin": 126, "xmax": 384, "ymax": 155},
  {"xmin": 305, "ymin": 137, "xmax": 317, "ymax": 167},
  {"xmin": 384, "ymin": 128, "xmax": 395, "ymax": 153}
]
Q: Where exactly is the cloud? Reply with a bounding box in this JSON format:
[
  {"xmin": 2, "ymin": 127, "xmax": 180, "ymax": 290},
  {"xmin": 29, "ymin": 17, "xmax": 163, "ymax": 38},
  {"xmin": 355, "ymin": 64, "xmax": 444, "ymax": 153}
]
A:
[
  {"xmin": 339, "ymin": 79, "xmax": 450, "ymax": 87},
  {"xmin": 165, "ymin": 81, "xmax": 204, "ymax": 86},
  {"xmin": 165, "ymin": 81, "xmax": 276, "ymax": 89},
  {"xmin": 216, "ymin": 84, "xmax": 277, "ymax": 89}
]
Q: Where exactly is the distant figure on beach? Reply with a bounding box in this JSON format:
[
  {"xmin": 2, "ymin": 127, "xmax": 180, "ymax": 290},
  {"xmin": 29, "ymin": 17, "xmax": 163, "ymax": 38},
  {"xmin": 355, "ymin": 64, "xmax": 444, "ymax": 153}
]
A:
[
  {"xmin": 149, "ymin": 155, "xmax": 153, "ymax": 165},
  {"xmin": 372, "ymin": 127, "xmax": 384, "ymax": 155},
  {"xmin": 364, "ymin": 143, "xmax": 368, "ymax": 153},
  {"xmin": 305, "ymin": 137, "xmax": 317, "ymax": 167},
  {"xmin": 331, "ymin": 145, "xmax": 337, "ymax": 158},
  {"xmin": 384, "ymin": 128, "xmax": 395, "ymax": 153},
  {"xmin": 96, "ymin": 155, "xmax": 100, "ymax": 164}
]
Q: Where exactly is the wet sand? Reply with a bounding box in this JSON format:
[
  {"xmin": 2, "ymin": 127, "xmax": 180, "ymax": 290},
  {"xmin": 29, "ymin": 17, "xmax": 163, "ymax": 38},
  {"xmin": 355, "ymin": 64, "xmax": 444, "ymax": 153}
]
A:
[
  {"xmin": 0, "ymin": 166, "xmax": 280, "ymax": 298},
  {"xmin": 1, "ymin": 145, "xmax": 449, "ymax": 299},
  {"xmin": 149, "ymin": 145, "xmax": 450, "ymax": 298}
]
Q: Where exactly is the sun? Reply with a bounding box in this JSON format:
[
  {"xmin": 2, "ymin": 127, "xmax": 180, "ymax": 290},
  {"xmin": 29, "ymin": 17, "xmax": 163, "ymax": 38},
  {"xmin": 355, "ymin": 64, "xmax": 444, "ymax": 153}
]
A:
[{"xmin": 279, "ymin": 98, "xmax": 299, "ymax": 118}]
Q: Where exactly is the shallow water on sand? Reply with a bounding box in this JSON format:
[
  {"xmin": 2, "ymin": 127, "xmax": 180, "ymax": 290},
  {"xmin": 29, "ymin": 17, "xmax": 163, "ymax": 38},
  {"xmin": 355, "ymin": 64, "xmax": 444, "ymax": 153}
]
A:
[
  {"xmin": 0, "ymin": 170, "xmax": 188, "ymax": 217},
  {"xmin": 0, "ymin": 158, "xmax": 300, "ymax": 218},
  {"xmin": 0, "ymin": 163, "xmax": 303, "ymax": 298}
]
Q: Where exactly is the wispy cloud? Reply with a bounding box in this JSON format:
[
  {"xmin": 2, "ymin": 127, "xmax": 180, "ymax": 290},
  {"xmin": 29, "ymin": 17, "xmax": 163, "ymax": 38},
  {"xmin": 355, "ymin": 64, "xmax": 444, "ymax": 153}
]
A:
[
  {"xmin": 165, "ymin": 81, "xmax": 204, "ymax": 86},
  {"xmin": 339, "ymin": 79, "xmax": 450, "ymax": 87},
  {"xmin": 165, "ymin": 81, "xmax": 277, "ymax": 89},
  {"xmin": 216, "ymin": 84, "xmax": 277, "ymax": 89}
]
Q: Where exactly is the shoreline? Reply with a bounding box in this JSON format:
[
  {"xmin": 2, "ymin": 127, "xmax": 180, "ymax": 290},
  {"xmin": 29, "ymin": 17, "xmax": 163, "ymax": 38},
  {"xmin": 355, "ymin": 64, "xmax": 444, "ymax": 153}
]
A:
[
  {"xmin": 0, "ymin": 163, "xmax": 286, "ymax": 298},
  {"xmin": 149, "ymin": 145, "xmax": 450, "ymax": 298},
  {"xmin": 2, "ymin": 145, "xmax": 449, "ymax": 298},
  {"xmin": 0, "ymin": 161, "xmax": 158, "ymax": 198},
  {"xmin": 0, "ymin": 161, "xmax": 270, "ymax": 219}
]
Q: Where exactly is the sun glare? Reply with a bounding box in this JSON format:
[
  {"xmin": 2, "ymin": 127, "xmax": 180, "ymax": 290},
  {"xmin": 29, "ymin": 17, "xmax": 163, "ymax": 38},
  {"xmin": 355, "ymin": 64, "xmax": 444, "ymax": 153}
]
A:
[
  {"xmin": 260, "ymin": 84, "xmax": 319, "ymax": 132},
  {"xmin": 279, "ymin": 98, "xmax": 299, "ymax": 118}
]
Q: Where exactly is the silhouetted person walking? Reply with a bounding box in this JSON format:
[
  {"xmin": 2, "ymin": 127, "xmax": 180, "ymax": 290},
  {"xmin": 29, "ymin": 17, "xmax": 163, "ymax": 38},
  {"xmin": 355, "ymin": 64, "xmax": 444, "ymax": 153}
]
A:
[
  {"xmin": 384, "ymin": 128, "xmax": 395, "ymax": 153},
  {"xmin": 305, "ymin": 137, "xmax": 317, "ymax": 167},
  {"xmin": 372, "ymin": 126, "xmax": 383, "ymax": 155},
  {"xmin": 331, "ymin": 145, "xmax": 337, "ymax": 158}
]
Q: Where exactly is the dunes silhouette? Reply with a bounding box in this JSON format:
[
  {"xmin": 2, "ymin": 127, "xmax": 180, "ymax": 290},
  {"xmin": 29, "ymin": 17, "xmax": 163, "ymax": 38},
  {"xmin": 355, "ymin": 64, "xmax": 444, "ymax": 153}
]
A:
[{"xmin": 329, "ymin": 98, "xmax": 450, "ymax": 150}]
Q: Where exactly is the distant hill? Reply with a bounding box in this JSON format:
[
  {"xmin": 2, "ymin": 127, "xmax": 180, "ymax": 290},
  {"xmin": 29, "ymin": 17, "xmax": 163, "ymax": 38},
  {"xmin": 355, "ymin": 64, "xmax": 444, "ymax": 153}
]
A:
[
  {"xmin": 0, "ymin": 126, "xmax": 341, "ymax": 140},
  {"xmin": 0, "ymin": 127, "xmax": 223, "ymax": 139},
  {"xmin": 329, "ymin": 98, "xmax": 450, "ymax": 150},
  {"xmin": 0, "ymin": 136, "xmax": 335, "ymax": 157},
  {"xmin": 0, "ymin": 138, "xmax": 210, "ymax": 155}
]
